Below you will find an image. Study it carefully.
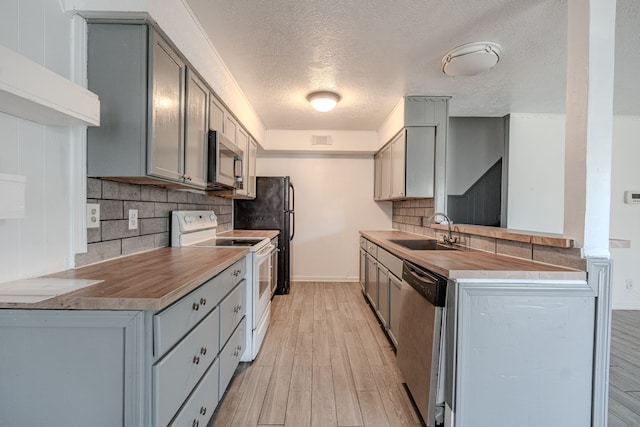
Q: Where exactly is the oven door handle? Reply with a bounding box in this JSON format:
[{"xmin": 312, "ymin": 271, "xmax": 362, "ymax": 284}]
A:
[{"xmin": 255, "ymin": 244, "xmax": 276, "ymax": 261}]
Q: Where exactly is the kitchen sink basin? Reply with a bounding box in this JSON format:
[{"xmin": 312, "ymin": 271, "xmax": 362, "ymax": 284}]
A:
[{"xmin": 389, "ymin": 239, "xmax": 458, "ymax": 251}]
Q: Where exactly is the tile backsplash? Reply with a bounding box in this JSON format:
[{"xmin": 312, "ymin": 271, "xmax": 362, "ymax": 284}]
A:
[
  {"xmin": 76, "ymin": 178, "xmax": 232, "ymax": 267},
  {"xmin": 392, "ymin": 199, "xmax": 436, "ymax": 237}
]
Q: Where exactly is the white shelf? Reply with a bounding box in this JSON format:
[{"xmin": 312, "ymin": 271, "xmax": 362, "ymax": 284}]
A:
[{"xmin": 0, "ymin": 43, "xmax": 100, "ymax": 127}]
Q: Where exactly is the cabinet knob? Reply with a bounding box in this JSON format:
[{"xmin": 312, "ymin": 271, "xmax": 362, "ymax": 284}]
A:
[
  {"xmin": 185, "ymin": 176, "xmax": 192, "ymax": 181},
  {"xmin": 233, "ymin": 350, "xmax": 238, "ymax": 357},
  {"xmin": 236, "ymin": 345, "xmax": 242, "ymax": 352},
  {"xmin": 200, "ymin": 406, "xmax": 207, "ymax": 416},
  {"xmin": 193, "ymin": 355, "xmax": 200, "ymax": 365},
  {"xmin": 200, "ymin": 297, "xmax": 207, "ymax": 306},
  {"xmin": 200, "ymin": 347, "xmax": 207, "ymax": 355},
  {"xmin": 192, "ymin": 419, "xmax": 199, "ymax": 427},
  {"xmin": 192, "ymin": 302, "xmax": 199, "ymax": 311}
]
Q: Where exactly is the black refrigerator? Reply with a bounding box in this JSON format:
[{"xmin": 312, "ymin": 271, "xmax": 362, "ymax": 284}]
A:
[{"xmin": 234, "ymin": 176, "xmax": 294, "ymax": 294}]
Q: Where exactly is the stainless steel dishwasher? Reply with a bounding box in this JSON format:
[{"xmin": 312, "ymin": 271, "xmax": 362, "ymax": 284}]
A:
[{"xmin": 397, "ymin": 260, "xmax": 447, "ymax": 426}]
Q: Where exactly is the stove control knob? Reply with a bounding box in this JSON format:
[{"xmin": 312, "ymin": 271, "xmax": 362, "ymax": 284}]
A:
[
  {"xmin": 209, "ymin": 214, "xmax": 215, "ymax": 222},
  {"xmin": 185, "ymin": 215, "xmax": 193, "ymax": 223}
]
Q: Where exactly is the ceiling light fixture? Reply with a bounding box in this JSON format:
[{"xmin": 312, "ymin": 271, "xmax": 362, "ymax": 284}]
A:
[
  {"xmin": 442, "ymin": 42, "xmax": 502, "ymax": 77},
  {"xmin": 307, "ymin": 91, "xmax": 340, "ymax": 112}
]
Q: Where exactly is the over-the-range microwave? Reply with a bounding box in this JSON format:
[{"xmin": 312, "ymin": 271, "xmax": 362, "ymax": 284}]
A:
[{"xmin": 207, "ymin": 130, "xmax": 243, "ymax": 190}]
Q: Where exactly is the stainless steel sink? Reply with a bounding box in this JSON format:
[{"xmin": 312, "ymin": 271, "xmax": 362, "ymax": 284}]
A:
[{"xmin": 389, "ymin": 239, "xmax": 458, "ymax": 251}]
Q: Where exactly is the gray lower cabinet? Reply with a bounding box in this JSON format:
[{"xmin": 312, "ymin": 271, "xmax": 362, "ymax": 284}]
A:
[
  {"xmin": 365, "ymin": 253, "xmax": 378, "ymax": 309},
  {"xmin": 387, "ymin": 273, "xmax": 402, "ymax": 347},
  {"xmin": 445, "ymin": 278, "xmax": 596, "ymax": 426},
  {"xmin": 0, "ymin": 257, "xmax": 248, "ymax": 427},
  {"xmin": 359, "ymin": 237, "xmax": 404, "ymax": 348}
]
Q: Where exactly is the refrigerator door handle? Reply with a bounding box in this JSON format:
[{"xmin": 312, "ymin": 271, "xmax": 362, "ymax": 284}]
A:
[
  {"xmin": 290, "ymin": 211, "xmax": 295, "ymax": 241},
  {"xmin": 289, "ymin": 182, "xmax": 295, "ymax": 212}
]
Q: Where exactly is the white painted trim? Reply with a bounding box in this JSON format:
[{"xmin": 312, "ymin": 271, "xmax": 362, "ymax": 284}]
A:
[
  {"xmin": 70, "ymin": 15, "xmax": 88, "ymax": 259},
  {"xmin": 293, "ymin": 276, "xmax": 359, "ymax": 282},
  {"xmin": 0, "ymin": 43, "xmax": 99, "ymax": 127}
]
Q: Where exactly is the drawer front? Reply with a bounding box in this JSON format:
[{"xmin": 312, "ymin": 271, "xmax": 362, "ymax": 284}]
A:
[
  {"xmin": 153, "ymin": 307, "xmax": 219, "ymax": 427},
  {"xmin": 219, "ymin": 280, "xmax": 246, "ymax": 348},
  {"xmin": 219, "ymin": 258, "xmax": 246, "ymax": 295},
  {"xmin": 366, "ymin": 241, "xmax": 378, "ymax": 258},
  {"xmin": 359, "ymin": 237, "xmax": 367, "ymax": 250},
  {"xmin": 154, "ymin": 275, "xmax": 225, "ymax": 357},
  {"xmin": 219, "ymin": 317, "xmax": 246, "ymax": 396},
  {"xmin": 169, "ymin": 358, "xmax": 219, "ymax": 427},
  {"xmin": 377, "ymin": 247, "xmax": 403, "ymax": 278}
]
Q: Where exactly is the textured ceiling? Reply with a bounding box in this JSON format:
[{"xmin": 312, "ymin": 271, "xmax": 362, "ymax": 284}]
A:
[{"xmin": 186, "ymin": 0, "xmax": 640, "ymax": 131}]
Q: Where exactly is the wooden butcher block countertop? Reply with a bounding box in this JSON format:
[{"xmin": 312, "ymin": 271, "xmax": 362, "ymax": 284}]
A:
[
  {"xmin": 361, "ymin": 230, "xmax": 586, "ymax": 281},
  {"xmin": 218, "ymin": 229, "xmax": 280, "ymax": 239},
  {"xmin": 0, "ymin": 247, "xmax": 248, "ymax": 311}
]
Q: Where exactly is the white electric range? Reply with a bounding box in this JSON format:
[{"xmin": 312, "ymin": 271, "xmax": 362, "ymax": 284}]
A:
[{"xmin": 171, "ymin": 210, "xmax": 276, "ymax": 361}]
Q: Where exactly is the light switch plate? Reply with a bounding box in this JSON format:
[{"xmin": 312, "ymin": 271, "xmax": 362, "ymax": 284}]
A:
[{"xmin": 87, "ymin": 203, "xmax": 100, "ymax": 228}]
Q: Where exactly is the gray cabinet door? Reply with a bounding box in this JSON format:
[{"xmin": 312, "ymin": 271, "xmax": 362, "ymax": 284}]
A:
[
  {"xmin": 359, "ymin": 248, "xmax": 366, "ymax": 292},
  {"xmin": 148, "ymin": 32, "xmax": 185, "ymax": 182},
  {"xmin": 380, "ymin": 145, "xmax": 392, "ymax": 199},
  {"xmin": 236, "ymin": 127, "xmax": 249, "ymax": 196},
  {"xmin": 247, "ymin": 137, "xmax": 257, "ymax": 198},
  {"xmin": 374, "ymin": 152, "xmax": 382, "ymax": 200},
  {"xmin": 388, "ymin": 273, "xmax": 402, "ymax": 347},
  {"xmin": 366, "ymin": 253, "xmax": 378, "ymax": 309},
  {"xmin": 391, "ymin": 130, "xmax": 406, "ymax": 198},
  {"xmin": 209, "ymin": 95, "xmax": 225, "ymax": 133},
  {"xmin": 0, "ymin": 310, "xmax": 144, "ymax": 427},
  {"xmin": 224, "ymin": 114, "xmax": 238, "ymax": 145},
  {"xmin": 184, "ymin": 69, "xmax": 209, "ymax": 188},
  {"xmin": 377, "ymin": 264, "xmax": 389, "ymax": 327}
]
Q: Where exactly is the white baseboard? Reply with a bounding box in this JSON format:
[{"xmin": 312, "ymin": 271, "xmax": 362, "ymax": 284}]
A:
[{"xmin": 292, "ymin": 276, "xmax": 359, "ymax": 283}]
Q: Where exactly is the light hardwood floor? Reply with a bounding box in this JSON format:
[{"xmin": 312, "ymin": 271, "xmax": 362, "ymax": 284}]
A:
[
  {"xmin": 609, "ymin": 310, "xmax": 640, "ymax": 426},
  {"xmin": 208, "ymin": 281, "xmax": 422, "ymax": 427}
]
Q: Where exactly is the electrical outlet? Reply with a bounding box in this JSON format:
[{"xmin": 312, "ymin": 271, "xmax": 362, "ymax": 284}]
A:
[
  {"xmin": 87, "ymin": 203, "xmax": 100, "ymax": 228},
  {"xmin": 128, "ymin": 209, "xmax": 138, "ymax": 230}
]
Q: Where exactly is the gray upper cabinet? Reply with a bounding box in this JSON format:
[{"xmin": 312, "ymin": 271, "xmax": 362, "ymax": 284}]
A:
[
  {"xmin": 184, "ymin": 69, "xmax": 209, "ymax": 188},
  {"xmin": 148, "ymin": 33, "xmax": 186, "ymax": 183},
  {"xmin": 247, "ymin": 137, "xmax": 257, "ymax": 198},
  {"xmin": 224, "ymin": 115, "xmax": 238, "ymax": 145},
  {"xmin": 235, "ymin": 127, "xmax": 249, "ymax": 197},
  {"xmin": 87, "ymin": 23, "xmax": 207, "ymax": 189},
  {"xmin": 209, "ymin": 96, "xmax": 225, "ymax": 134},
  {"xmin": 374, "ymin": 152, "xmax": 382, "ymax": 200}
]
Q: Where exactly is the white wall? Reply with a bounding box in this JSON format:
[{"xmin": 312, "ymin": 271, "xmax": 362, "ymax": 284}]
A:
[
  {"xmin": 256, "ymin": 154, "xmax": 392, "ymax": 281},
  {"xmin": 507, "ymin": 114, "xmax": 566, "ymax": 233},
  {"xmin": 610, "ymin": 117, "xmax": 640, "ymax": 309},
  {"xmin": 0, "ymin": 1, "xmax": 75, "ymax": 282},
  {"xmin": 264, "ymin": 129, "xmax": 378, "ymax": 154}
]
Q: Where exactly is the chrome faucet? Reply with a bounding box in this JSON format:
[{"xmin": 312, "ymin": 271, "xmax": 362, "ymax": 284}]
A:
[{"xmin": 427, "ymin": 212, "xmax": 458, "ymax": 245}]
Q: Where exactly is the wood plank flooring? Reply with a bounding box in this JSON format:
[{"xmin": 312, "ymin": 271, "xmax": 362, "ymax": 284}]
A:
[
  {"xmin": 609, "ymin": 310, "xmax": 640, "ymax": 426},
  {"xmin": 208, "ymin": 281, "xmax": 422, "ymax": 427}
]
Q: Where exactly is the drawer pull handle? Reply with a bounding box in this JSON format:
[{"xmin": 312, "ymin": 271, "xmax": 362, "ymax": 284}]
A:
[
  {"xmin": 233, "ymin": 350, "xmax": 238, "ymax": 357},
  {"xmin": 192, "ymin": 302, "xmax": 200, "ymax": 311},
  {"xmin": 236, "ymin": 345, "xmax": 242, "ymax": 352},
  {"xmin": 200, "ymin": 347, "xmax": 207, "ymax": 355},
  {"xmin": 200, "ymin": 297, "xmax": 207, "ymax": 306},
  {"xmin": 192, "ymin": 419, "xmax": 199, "ymax": 427},
  {"xmin": 200, "ymin": 406, "xmax": 207, "ymax": 416},
  {"xmin": 193, "ymin": 355, "xmax": 200, "ymax": 365}
]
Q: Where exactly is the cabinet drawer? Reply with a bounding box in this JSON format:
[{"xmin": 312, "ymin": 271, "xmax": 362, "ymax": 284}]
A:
[
  {"xmin": 219, "ymin": 317, "xmax": 246, "ymax": 396},
  {"xmin": 169, "ymin": 358, "xmax": 219, "ymax": 427},
  {"xmin": 219, "ymin": 258, "xmax": 246, "ymax": 296},
  {"xmin": 366, "ymin": 241, "xmax": 378, "ymax": 258},
  {"xmin": 153, "ymin": 307, "xmax": 219, "ymax": 427},
  {"xmin": 220, "ymin": 280, "xmax": 246, "ymax": 348},
  {"xmin": 359, "ymin": 237, "xmax": 367, "ymax": 250},
  {"xmin": 154, "ymin": 274, "xmax": 226, "ymax": 357},
  {"xmin": 377, "ymin": 247, "xmax": 403, "ymax": 278}
]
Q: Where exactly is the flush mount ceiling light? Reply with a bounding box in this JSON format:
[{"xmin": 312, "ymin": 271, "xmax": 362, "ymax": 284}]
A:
[
  {"xmin": 442, "ymin": 42, "xmax": 502, "ymax": 77},
  {"xmin": 307, "ymin": 91, "xmax": 340, "ymax": 112}
]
